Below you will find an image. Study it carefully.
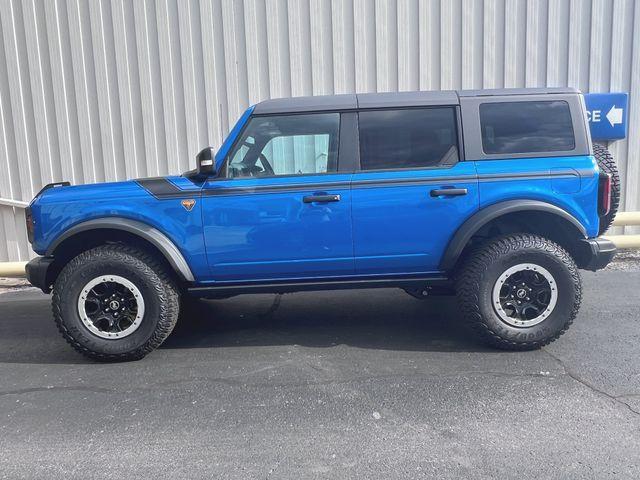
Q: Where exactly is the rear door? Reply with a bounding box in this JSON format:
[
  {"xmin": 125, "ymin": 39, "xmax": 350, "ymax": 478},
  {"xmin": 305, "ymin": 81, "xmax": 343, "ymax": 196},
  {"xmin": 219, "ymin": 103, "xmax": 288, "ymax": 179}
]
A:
[
  {"xmin": 201, "ymin": 112, "xmax": 356, "ymax": 282},
  {"xmin": 351, "ymin": 106, "xmax": 479, "ymax": 275}
]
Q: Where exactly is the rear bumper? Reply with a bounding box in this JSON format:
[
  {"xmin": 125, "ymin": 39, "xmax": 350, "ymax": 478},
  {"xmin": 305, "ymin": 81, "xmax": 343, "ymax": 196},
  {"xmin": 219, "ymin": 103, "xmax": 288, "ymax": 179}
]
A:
[
  {"xmin": 579, "ymin": 237, "xmax": 616, "ymax": 271},
  {"xmin": 25, "ymin": 256, "xmax": 55, "ymax": 293}
]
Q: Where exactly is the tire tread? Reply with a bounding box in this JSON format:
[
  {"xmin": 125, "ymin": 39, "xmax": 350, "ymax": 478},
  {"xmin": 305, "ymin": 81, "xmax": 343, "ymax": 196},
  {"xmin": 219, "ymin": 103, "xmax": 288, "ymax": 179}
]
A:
[
  {"xmin": 52, "ymin": 244, "xmax": 180, "ymax": 361},
  {"xmin": 455, "ymin": 233, "xmax": 582, "ymax": 350}
]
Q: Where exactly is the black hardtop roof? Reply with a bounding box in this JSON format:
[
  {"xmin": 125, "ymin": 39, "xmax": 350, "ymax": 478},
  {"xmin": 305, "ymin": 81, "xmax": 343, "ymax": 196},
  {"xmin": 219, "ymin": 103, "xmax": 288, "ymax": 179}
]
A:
[{"xmin": 252, "ymin": 87, "xmax": 581, "ymax": 115}]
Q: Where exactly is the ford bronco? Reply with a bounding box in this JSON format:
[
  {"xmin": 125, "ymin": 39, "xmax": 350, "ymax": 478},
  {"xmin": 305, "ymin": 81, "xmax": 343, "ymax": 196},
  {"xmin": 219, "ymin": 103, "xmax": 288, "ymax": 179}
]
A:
[{"xmin": 25, "ymin": 88, "xmax": 618, "ymax": 361}]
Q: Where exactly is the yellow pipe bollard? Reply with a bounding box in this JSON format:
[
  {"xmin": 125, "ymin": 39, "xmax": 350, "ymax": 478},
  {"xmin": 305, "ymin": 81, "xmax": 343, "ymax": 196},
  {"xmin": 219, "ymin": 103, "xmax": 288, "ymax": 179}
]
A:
[
  {"xmin": 0, "ymin": 261, "xmax": 27, "ymax": 277},
  {"xmin": 603, "ymin": 235, "xmax": 640, "ymax": 249},
  {"xmin": 612, "ymin": 212, "xmax": 640, "ymax": 227}
]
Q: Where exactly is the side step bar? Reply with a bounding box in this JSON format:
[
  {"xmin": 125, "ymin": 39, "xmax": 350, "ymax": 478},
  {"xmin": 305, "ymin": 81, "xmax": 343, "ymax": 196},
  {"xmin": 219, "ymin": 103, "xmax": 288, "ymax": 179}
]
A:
[{"xmin": 188, "ymin": 275, "xmax": 452, "ymax": 297}]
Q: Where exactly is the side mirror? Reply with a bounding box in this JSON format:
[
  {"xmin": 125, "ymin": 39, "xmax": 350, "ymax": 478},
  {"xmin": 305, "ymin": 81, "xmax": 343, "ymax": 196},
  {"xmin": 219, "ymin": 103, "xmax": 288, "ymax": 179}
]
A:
[{"xmin": 195, "ymin": 147, "xmax": 217, "ymax": 177}]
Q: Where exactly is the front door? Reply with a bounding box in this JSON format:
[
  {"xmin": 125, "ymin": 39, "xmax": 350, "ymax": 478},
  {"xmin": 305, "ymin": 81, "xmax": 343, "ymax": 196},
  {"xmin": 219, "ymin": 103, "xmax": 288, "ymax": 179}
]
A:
[
  {"xmin": 201, "ymin": 112, "xmax": 354, "ymax": 282},
  {"xmin": 351, "ymin": 106, "xmax": 479, "ymax": 275}
]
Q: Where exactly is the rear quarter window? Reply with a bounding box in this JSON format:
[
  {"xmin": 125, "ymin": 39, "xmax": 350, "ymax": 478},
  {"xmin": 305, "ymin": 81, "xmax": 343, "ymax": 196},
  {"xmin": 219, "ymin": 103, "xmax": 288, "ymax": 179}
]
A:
[{"xmin": 479, "ymin": 101, "xmax": 575, "ymax": 154}]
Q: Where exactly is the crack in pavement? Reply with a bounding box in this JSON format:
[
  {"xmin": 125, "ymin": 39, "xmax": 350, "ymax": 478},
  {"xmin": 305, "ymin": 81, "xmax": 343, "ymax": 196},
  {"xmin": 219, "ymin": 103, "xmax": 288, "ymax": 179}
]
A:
[
  {"xmin": 0, "ymin": 369, "xmax": 560, "ymax": 398},
  {"xmin": 543, "ymin": 348, "xmax": 640, "ymax": 417},
  {"xmin": 6, "ymin": 361, "xmax": 635, "ymax": 405},
  {"xmin": 144, "ymin": 369, "xmax": 566, "ymax": 390},
  {"xmin": 0, "ymin": 385, "xmax": 114, "ymax": 397}
]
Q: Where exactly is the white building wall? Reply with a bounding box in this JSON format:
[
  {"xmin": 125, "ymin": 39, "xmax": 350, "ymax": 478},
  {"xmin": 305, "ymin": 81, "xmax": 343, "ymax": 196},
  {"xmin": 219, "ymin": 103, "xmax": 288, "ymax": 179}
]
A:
[{"xmin": 0, "ymin": 0, "xmax": 638, "ymax": 261}]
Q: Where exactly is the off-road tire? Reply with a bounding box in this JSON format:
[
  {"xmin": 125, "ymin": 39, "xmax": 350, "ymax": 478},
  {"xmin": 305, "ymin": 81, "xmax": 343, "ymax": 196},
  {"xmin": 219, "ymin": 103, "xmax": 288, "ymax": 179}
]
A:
[
  {"xmin": 52, "ymin": 244, "xmax": 180, "ymax": 361},
  {"xmin": 593, "ymin": 143, "xmax": 620, "ymax": 234},
  {"xmin": 455, "ymin": 234, "xmax": 582, "ymax": 350}
]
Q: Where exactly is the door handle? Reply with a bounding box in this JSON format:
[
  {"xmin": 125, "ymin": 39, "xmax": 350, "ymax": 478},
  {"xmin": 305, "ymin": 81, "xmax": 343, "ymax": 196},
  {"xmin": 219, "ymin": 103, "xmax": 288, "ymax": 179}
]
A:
[
  {"xmin": 303, "ymin": 194, "xmax": 341, "ymax": 203},
  {"xmin": 430, "ymin": 188, "xmax": 468, "ymax": 197}
]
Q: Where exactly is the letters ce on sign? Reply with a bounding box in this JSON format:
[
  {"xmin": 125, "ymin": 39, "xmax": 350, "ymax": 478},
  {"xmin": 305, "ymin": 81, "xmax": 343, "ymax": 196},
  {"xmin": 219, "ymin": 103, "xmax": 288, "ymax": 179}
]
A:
[{"xmin": 584, "ymin": 92, "xmax": 628, "ymax": 141}]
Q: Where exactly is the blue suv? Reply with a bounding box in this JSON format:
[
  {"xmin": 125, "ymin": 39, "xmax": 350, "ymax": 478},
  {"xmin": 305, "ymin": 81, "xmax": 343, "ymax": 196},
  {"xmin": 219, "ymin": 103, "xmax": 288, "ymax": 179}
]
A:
[{"xmin": 25, "ymin": 88, "xmax": 618, "ymax": 361}]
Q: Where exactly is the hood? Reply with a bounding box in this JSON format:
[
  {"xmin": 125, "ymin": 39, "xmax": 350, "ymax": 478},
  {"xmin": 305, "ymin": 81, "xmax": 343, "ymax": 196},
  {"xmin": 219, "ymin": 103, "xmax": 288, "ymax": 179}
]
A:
[
  {"xmin": 33, "ymin": 176, "xmax": 201, "ymax": 205},
  {"xmin": 34, "ymin": 180, "xmax": 147, "ymax": 205}
]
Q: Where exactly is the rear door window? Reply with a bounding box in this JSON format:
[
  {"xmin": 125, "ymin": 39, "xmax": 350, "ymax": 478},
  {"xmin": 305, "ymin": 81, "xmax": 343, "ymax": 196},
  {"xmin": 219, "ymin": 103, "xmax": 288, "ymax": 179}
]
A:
[
  {"xmin": 358, "ymin": 107, "xmax": 459, "ymax": 171},
  {"xmin": 479, "ymin": 101, "xmax": 575, "ymax": 154}
]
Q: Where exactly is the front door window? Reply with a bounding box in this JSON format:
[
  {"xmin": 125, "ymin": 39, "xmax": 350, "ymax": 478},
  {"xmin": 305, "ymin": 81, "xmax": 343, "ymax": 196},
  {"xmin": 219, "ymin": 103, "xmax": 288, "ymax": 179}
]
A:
[{"xmin": 226, "ymin": 113, "xmax": 340, "ymax": 178}]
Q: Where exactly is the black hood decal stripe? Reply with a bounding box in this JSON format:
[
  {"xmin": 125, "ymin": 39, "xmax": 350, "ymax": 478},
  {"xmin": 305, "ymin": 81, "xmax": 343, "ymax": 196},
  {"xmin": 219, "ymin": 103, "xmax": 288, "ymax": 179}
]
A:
[{"xmin": 136, "ymin": 178, "xmax": 199, "ymax": 200}]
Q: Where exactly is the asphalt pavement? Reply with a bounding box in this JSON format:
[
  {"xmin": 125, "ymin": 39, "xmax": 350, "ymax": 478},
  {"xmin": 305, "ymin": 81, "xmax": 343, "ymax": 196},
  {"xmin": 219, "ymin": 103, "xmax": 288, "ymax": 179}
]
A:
[{"xmin": 1, "ymin": 270, "xmax": 639, "ymax": 479}]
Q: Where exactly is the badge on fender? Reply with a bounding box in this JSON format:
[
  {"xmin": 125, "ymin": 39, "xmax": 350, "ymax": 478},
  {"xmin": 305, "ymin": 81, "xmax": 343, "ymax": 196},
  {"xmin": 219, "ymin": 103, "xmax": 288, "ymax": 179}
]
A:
[{"xmin": 181, "ymin": 199, "xmax": 196, "ymax": 211}]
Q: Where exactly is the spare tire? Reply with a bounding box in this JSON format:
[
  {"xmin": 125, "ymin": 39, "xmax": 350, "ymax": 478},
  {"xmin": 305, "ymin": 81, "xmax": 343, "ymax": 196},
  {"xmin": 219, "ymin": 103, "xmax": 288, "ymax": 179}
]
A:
[{"xmin": 593, "ymin": 143, "xmax": 620, "ymax": 235}]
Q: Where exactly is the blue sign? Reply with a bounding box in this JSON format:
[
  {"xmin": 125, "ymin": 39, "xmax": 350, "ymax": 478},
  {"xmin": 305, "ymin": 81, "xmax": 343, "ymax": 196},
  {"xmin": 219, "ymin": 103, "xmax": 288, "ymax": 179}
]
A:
[{"xmin": 584, "ymin": 92, "xmax": 628, "ymax": 141}]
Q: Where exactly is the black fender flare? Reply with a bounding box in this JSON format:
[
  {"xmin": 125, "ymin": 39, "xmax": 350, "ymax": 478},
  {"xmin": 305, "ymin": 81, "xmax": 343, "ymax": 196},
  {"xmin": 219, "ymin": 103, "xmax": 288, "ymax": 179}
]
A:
[
  {"xmin": 439, "ymin": 200, "xmax": 588, "ymax": 272},
  {"xmin": 46, "ymin": 218, "xmax": 195, "ymax": 282}
]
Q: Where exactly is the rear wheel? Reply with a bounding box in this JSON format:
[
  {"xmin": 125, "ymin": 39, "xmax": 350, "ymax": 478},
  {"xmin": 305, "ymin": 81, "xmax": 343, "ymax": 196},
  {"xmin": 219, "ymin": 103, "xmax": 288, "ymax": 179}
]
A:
[
  {"xmin": 52, "ymin": 244, "xmax": 180, "ymax": 361},
  {"xmin": 455, "ymin": 234, "xmax": 581, "ymax": 350}
]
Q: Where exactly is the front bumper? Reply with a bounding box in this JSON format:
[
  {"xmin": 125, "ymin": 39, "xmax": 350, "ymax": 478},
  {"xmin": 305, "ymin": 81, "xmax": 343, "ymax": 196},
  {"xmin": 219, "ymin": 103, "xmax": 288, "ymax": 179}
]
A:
[
  {"xmin": 579, "ymin": 237, "xmax": 616, "ymax": 271},
  {"xmin": 25, "ymin": 256, "xmax": 55, "ymax": 293}
]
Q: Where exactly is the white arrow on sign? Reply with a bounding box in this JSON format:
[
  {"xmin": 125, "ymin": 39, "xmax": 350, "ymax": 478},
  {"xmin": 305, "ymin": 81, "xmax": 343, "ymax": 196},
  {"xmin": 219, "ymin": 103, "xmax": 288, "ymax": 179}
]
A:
[{"xmin": 606, "ymin": 105, "xmax": 623, "ymax": 127}]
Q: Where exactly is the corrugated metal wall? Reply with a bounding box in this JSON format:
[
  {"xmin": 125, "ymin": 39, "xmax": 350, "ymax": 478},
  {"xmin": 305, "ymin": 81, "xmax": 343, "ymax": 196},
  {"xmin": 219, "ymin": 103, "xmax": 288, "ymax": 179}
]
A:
[{"xmin": 0, "ymin": 0, "xmax": 639, "ymax": 261}]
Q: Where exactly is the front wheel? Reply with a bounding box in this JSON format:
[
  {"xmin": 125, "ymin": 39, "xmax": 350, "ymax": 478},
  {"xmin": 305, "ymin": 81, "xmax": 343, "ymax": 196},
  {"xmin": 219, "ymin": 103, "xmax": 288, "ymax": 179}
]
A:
[
  {"xmin": 455, "ymin": 234, "xmax": 582, "ymax": 350},
  {"xmin": 52, "ymin": 244, "xmax": 180, "ymax": 361}
]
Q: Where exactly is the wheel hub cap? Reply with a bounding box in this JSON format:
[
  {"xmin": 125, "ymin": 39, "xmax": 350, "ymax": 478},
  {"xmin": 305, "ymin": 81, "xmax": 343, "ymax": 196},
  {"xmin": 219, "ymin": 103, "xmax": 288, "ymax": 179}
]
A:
[
  {"xmin": 77, "ymin": 275, "xmax": 145, "ymax": 339},
  {"xmin": 492, "ymin": 263, "xmax": 558, "ymax": 328}
]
